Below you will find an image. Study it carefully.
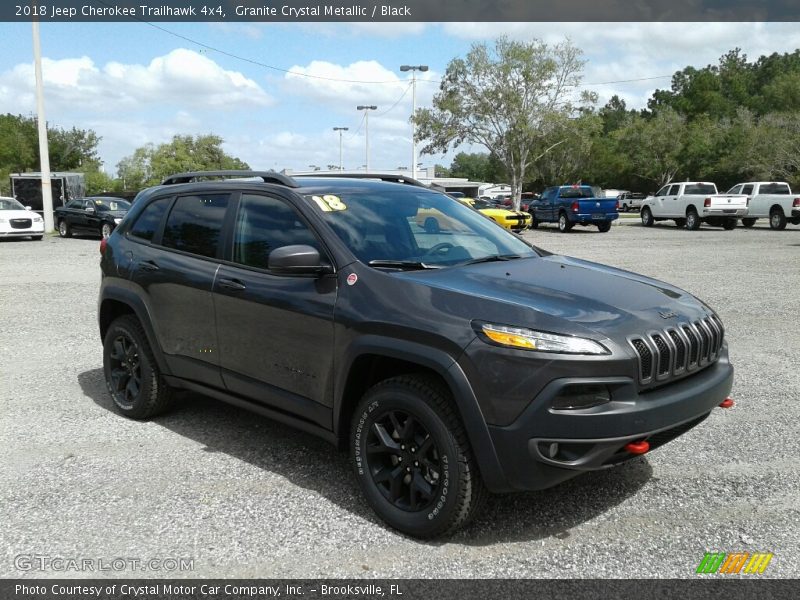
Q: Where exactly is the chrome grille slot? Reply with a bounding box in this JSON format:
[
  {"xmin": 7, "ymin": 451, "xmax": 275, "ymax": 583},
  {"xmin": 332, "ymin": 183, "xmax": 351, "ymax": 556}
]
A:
[
  {"xmin": 668, "ymin": 329, "xmax": 687, "ymax": 373},
  {"xmin": 695, "ymin": 321, "xmax": 711, "ymax": 365},
  {"xmin": 682, "ymin": 325, "xmax": 700, "ymax": 368},
  {"xmin": 703, "ymin": 318, "xmax": 718, "ymax": 360},
  {"xmin": 631, "ymin": 339, "xmax": 653, "ymax": 383},
  {"xmin": 651, "ymin": 333, "xmax": 671, "ymax": 377}
]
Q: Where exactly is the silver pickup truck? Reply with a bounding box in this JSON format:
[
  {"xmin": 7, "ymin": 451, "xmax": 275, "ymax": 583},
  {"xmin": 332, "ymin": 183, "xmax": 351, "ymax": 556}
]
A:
[
  {"xmin": 726, "ymin": 182, "xmax": 800, "ymax": 230},
  {"xmin": 640, "ymin": 182, "xmax": 749, "ymax": 230}
]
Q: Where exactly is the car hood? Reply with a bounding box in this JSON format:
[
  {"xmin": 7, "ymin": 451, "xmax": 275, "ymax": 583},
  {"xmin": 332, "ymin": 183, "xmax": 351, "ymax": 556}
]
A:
[{"xmin": 398, "ymin": 254, "xmax": 712, "ymax": 338}]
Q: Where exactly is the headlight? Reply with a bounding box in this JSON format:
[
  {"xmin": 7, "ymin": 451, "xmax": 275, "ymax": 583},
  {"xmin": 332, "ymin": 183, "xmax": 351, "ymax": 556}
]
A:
[
  {"xmin": 33, "ymin": 216, "xmax": 43, "ymax": 222},
  {"xmin": 114, "ymin": 218, "xmax": 122, "ymax": 225},
  {"xmin": 479, "ymin": 323, "xmax": 609, "ymax": 355}
]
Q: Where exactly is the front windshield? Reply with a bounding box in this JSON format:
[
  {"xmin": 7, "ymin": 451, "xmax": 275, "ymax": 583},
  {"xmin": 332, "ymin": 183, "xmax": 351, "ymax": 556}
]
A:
[
  {"xmin": 0, "ymin": 198, "xmax": 25, "ymax": 211},
  {"xmin": 92, "ymin": 198, "xmax": 131, "ymax": 212},
  {"xmin": 304, "ymin": 189, "xmax": 539, "ymax": 267}
]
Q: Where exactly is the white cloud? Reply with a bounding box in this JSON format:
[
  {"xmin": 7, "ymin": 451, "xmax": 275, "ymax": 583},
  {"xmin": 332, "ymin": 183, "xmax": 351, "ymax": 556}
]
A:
[{"xmin": 0, "ymin": 48, "xmax": 273, "ymax": 114}]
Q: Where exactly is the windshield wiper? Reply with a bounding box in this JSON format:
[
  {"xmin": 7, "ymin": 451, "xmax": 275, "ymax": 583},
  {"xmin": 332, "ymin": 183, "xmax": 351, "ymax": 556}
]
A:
[
  {"xmin": 460, "ymin": 254, "xmax": 525, "ymax": 266},
  {"xmin": 368, "ymin": 260, "xmax": 441, "ymax": 270}
]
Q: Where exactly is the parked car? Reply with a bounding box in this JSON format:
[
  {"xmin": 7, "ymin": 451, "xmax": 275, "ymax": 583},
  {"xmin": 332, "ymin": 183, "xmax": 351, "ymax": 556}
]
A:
[
  {"xmin": 0, "ymin": 196, "xmax": 44, "ymax": 240},
  {"xmin": 528, "ymin": 185, "xmax": 619, "ymax": 232},
  {"xmin": 55, "ymin": 196, "xmax": 131, "ymax": 239},
  {"xmin": 418, "ymin": 197, "xmax": 531, "ymax": 232},
  {"xmin": 99, "ymin": 170, "xmax": 733, "ymax": 538},
  {"xmin": 725, "ymin": 182, "xmax": 800, "ymax": 230},
  {"xmin": 617, "ymin": 192, "xmax": 647, "ymax": 212},
  {"xmin": 640, "ymin": 182, "xmax": 748, "ymax": 230}
]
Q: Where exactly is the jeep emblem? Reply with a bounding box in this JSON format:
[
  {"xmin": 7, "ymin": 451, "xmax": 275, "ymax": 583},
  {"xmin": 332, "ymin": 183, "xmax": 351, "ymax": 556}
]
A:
[{"xmin": 659, "ymin": 310, "xmax": 678, "ymax": 319}]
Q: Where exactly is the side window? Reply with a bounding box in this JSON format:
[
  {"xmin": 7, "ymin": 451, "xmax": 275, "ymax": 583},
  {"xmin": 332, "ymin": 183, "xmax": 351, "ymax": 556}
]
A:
[
  {"xmin": 655, "ymin": 186, "xmax": 668, "ymax": 197},
  {"xmin": 741, "ymin": 185, "xmax": 754, "ymax": 195},
  {"xmin": 233, "ymin": 194, "xmax": 320, "ymax": 270},
  {"xmin": 84, "ymin": 200, "xmax": 94, "ymax": 210},
  {"xmin": 67, "ymin": 200, "xmax": 83, "ymax": 209},
  {"xmin": 128, "ymin": 198, "xmax": 171, "ymax": 242},
  {"xmin": 161, "ymin": 194, "xmax": 229, "ymax": 258},
  {"xmin": 728, "ymin": 185, "xmax": 742, "ymax": 195},
  {"xmin": 668, "ymin": 184, "xmax": 681, "ymax": 196}
]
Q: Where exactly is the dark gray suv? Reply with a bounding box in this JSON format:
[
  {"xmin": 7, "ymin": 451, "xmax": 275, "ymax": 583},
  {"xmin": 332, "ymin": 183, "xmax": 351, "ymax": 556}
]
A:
[{"xmin": 98, "ymin": 171, "xmax": 734, "ymax": 537}]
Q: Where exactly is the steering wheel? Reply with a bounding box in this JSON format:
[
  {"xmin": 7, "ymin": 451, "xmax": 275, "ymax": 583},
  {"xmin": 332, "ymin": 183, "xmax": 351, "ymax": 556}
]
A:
[{"xmin": 424, "ymin": 242, "xmax": 455, "ymax": 257}]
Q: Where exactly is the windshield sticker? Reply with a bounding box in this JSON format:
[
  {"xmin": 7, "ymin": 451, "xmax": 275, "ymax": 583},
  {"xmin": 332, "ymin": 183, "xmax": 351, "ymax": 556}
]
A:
[{"xmin": 311, "ymin": 194, "xmax": 347, "ymax": 212}]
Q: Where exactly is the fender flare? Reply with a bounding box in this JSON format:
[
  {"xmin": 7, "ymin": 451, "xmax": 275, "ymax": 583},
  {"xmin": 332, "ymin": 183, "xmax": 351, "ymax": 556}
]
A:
[{"xmin": 335, "ymin": 335, "xmax": 511, "ymax": 492}]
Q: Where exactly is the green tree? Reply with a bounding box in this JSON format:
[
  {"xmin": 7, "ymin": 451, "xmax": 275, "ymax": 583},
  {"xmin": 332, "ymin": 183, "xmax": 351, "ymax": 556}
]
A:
[
  {"xmin": 448, "ymin": 152, "xmax": 506, "ymax": 182},
  {"xmin": 414, "ymin": 37, "xmax": 594, "ymax": 210},
  {"xmin": 613, "ymin": 109, "xmax": 687, "ymax": 187},
  {"xmin": 528, "ymin": 112, "xmax": 602, "ymax": 186},
  {"xmin": 116, "ymin": 135, "xmax": 249, "ymax": 191}
]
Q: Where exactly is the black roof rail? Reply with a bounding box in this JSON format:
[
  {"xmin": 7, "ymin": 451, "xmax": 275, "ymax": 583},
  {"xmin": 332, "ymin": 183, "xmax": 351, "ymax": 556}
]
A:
[
  {"xmin": 294, "ymin": 172, "xmax": 428, "ymax": 188},
  {"xmin": 160, "ymin": 170, "xmax": 299, "ymax": 188}
]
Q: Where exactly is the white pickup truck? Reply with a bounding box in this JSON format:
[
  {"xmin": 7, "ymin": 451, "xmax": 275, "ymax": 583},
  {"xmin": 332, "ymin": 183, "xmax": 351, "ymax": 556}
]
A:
[
  {"xmin": 725, "ymin": 182, "xmax": 800, "ymax": 230},
  {"xmin": 640, "ymin": 181, "xmax": 749, "ymax": 230}
]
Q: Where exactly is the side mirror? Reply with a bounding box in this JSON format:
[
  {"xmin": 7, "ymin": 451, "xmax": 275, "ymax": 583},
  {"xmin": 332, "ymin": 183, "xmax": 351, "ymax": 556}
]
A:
[
  {"xmin": 25, "ymin": 206, "xmax": 32, "ymax": 211},
  {"xmin": 85, "ymin": 206, "xmax": 95, "ymax": 214},
  {"xmin": 268, "ymin": 245, "xmax": 332, "ymax": 275}
]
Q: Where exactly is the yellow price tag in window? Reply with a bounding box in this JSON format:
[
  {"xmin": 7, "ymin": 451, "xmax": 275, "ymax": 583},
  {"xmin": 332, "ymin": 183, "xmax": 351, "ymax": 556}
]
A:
[{"xmin": 311, "ymin": 195, "xmax": 347, "ymax": 212}]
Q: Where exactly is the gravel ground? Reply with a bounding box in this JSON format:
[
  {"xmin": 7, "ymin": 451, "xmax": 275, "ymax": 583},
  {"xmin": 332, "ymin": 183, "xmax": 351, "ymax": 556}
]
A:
[{"xmin": 1, "ymin": 220, "xmax": 798, "ymax": 579}]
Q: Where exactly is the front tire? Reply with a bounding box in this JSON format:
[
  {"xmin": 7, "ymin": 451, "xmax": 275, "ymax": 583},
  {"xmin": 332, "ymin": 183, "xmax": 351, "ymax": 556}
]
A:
[
  {"xmin": 529, "ymin": 215, "xmax": 538, "ymax": 229},
  {"xmin": 770, "ymin": 209, "xmax": 787, "ymax": 230},
  {"xmin": 742, "ymin": 218, "xmax": 756, "ymax": 228},
  {"xmin": 350, "ymin": 375, "xmax": 487, "ymax": 538},
  {"xmin": 103, "ymin": 315, "xmax": 174, "ymax": 419},
  {"xmin": 641, "ymin": 207, "xmax": 654, "ymax": 227},
  {"xmin": 58, "ymin": 219, "xmax": 72, "ymax": 238},
  {"xmin": 558, "ymin": 213, "xmax": 573, "ymax": 233},
  {"xmin": 685, "ymin": 210, "xmax": 701, "ymax": 230}
]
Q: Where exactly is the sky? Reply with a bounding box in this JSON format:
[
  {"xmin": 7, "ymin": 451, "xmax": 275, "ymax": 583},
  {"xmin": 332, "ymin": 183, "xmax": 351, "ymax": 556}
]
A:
[{"xmin": 1, "ymin": 21, "xmax": 800, "ymax": 177}]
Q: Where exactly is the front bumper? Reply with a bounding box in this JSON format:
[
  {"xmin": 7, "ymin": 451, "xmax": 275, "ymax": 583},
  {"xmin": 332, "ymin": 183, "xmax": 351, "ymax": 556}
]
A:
[
  {"xmin": 0, "ymin": 225, "xmax": 45, "ymax": 237},
  {"xmin": 484, "ymin": 353, "xmax": 733, "ymax": 491}
]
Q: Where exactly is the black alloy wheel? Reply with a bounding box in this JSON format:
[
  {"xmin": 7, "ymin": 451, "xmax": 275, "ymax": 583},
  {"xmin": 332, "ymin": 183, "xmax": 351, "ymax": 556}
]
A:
[
  {"xmin": 58, "ymin": 219, "xmax": 72, "ymax": 238},
  {"xmin": 107, "ymin": 332, "xmax": 142, "ymax": 410},
  {"xmin": 366, "ymin": 409, "xmax": 441, "ymax": 512}
]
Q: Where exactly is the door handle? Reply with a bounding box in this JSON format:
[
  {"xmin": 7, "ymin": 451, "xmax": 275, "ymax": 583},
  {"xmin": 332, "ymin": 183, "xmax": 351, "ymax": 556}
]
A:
[
  {"xmin": 139, "ymin": 260, "xmax": 159, "ymax": 272},
  {"xmin": 218, "ymin": 278, "xmax": 246, "ymax": 291}
]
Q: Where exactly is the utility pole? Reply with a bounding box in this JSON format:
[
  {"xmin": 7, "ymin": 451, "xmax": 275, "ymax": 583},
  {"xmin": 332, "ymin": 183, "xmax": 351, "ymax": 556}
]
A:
[
  {"xmin": 333, "ymin": 127, "xmax": 348, "ymax": 170},
  {"xmin": 356, "ymin": 106, "xmax": 377, "ymax": 171},
  {"xmin": 32, "ymin": 19, "xmax": 54, "ymax": 233},
  {"xmin": 400, "ymin": 65, "xmax": 428, "ymax": 180}
]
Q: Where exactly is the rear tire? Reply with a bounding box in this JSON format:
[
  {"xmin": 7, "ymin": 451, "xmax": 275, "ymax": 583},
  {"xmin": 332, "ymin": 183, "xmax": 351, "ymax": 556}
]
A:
[
  {"xmin": 558, "ymin": 213, "xmax": 573, "ymax": 233},
  {"xmin": 770, "ymin": 209, "xmax": 787, "ymax": 230},
  {"xmin": 741, "ymin": 218, "xmax": 756, "ymax": 228},
  {"xmin": 722, "ymin": 218, "xmax": 737, "ymax": 230},
  {"xmin": 350, "ymin": 375, "xmax": 487, "ymax": 538},
  {"xmin": 685, "ymin": 210, "xmax": 701, "ymax": 230},
  {"xmin": 597, "ymin": 222, "xmax": 611, "ymax": 233},
  {"xmin": 641, "ymin": 207, "xmax": 654, "ymax": 227},
  {"xmin": 103, "ymin": 315, "xmax": 174, "ymax": 419},
  {"xmin": 58, "ymin": 219, "xmax": 72, "ymax": 238}
]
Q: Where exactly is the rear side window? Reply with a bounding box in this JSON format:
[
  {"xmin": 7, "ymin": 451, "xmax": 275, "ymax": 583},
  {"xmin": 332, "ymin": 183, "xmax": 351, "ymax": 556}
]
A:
[
  {"xmin": 128, "ymin": 198, "xmax": 171, "ymax": 242},
  {"xmin": 162, "ymin": 194, "xmax": 229, "ymax": 258}
]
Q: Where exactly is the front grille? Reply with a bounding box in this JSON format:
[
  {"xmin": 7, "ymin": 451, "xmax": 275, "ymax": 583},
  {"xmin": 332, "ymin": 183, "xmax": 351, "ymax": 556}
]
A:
[
  {"xmin": 10, "ymin": 219, "xmax": 32, "ymax": 229},
  {"xmin": 629, "ymin": 317, "xmax": 724, "ymax": 386}
]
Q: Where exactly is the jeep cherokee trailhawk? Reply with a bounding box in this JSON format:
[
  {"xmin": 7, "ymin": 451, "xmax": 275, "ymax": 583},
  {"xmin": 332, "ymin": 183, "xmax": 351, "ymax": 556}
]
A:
[{"xmin": 98, "ymin": 171, "xmax": 734, "ymax": 537}]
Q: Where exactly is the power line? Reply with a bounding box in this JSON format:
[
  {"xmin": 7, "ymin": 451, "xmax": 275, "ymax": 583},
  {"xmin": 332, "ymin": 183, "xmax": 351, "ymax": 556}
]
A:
[{"xmin": 375, "ymin": 83, "xmax": 413, "ymax": 117}]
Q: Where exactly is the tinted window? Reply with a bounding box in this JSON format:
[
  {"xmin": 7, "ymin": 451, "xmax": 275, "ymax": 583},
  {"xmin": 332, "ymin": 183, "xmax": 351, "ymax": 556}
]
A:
[
  {"xmin": 683, "ymin": 184, "xmax": 716, "ymax": 195},
  {"xmin": 727, "ymin": 185, "xmax": 742, "ymax": 194},
  {"xmin": 760, "ymin": 183, "xmax": 790, "ymax": 195},
  {"xmin": 667, "ymin": 184, "xmax": 681, "ymax": 195},
  {"xmin": 129, "ymin": 198, "xmax": 171, "ymax": 242},
  {"xmin": 655, "ymin": 186, "xmax": 668, "ymax": 197},
  {"xmin": 162, "ymin": 194, "xmax": 229, "ymax": 258},
  {"xmin": 233, "ymin": 195, "xmax": 320, "ymax": 269},
  {"xmin": 741, "ymin": 185, "xmax": 754, "ymax": 195},
  {"xmin": 559, "ymin": 187, "xmax": 594, "ymax": 198},
  {"xmin": 66, "ymin": 200, "xmax": 83, "ymax": 209}
]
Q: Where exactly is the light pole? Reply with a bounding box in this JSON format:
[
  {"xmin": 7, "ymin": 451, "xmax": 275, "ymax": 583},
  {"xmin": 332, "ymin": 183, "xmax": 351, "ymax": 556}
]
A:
[
  {"xmin": 356, "ymin": 105, "xmax": 377, "ymax": 171},
  {"xmin": 32, "ymin": 20, "xmax": 54, "ymax": 232},
  {"xmin": 400, "ymin": 65, "xmax": 428, "ymax": 180},
  {"xmin": 333, "ymin": 127, "xmax": 348, "ymax": 170}
]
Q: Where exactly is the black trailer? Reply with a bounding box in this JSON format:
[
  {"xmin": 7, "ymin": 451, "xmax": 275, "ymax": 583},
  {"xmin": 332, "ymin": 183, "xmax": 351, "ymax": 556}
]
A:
[{"xmin": 10, "ymin": 172, "xmax": 85, "ymax": 215}]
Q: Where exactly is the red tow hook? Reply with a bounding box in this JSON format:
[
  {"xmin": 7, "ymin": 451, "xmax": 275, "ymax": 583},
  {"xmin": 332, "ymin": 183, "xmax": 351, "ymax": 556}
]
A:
[
  {"xmin": 625, "ymin": 440, "xmax": 650, "ymax": 455},
  {"xmin": 719, "ymin": 397, "xmax": 734, "ymax": 408}
]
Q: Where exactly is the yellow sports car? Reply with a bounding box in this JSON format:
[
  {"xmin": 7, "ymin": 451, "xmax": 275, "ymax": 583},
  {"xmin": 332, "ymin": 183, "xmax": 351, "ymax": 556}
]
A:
[{"xmin": 416, "ymin": 197, "xmax": 531, "ymax": 233}]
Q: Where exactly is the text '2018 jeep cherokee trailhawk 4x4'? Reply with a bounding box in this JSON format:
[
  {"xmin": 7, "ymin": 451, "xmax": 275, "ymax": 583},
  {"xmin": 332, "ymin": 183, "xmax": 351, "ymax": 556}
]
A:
[{"xmin": 98, "ymin": 171, "xmax": 734, "ymax": 538}]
